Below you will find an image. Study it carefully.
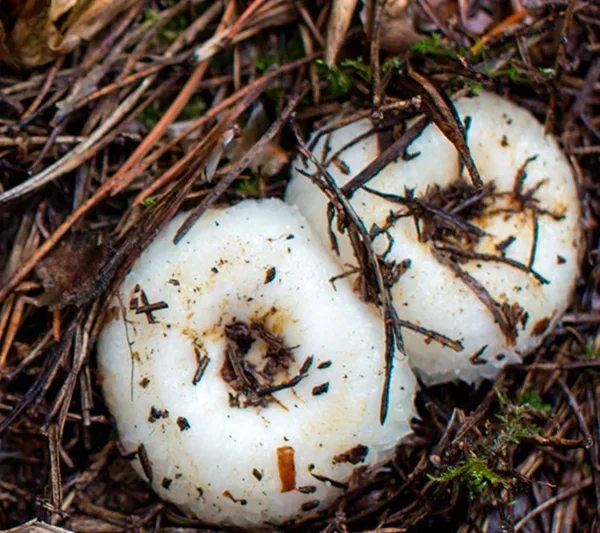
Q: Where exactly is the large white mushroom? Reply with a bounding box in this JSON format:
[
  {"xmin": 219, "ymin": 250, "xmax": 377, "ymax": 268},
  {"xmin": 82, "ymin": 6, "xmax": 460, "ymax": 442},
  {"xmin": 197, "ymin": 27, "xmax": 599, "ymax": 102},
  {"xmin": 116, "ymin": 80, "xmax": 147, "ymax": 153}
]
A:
[
  {"xmin": 97, "ymin": 199, "xmax": 416, "ymax": 528},
  {"xmin": 287, "ymin": 90, "xmax": 583, "ymax": 386}
]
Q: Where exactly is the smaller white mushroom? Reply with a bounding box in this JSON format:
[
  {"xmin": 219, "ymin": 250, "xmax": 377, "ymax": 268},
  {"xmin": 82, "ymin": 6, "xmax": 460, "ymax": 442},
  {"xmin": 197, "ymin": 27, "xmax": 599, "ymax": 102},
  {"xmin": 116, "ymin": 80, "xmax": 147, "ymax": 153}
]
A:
[
  {"xmin": 287, "ymin": 90, "xmax": 583, "ymax": 386},
  {"xmin": 97, "ymin": 199, "xmax": 416, "ymax": 528}
]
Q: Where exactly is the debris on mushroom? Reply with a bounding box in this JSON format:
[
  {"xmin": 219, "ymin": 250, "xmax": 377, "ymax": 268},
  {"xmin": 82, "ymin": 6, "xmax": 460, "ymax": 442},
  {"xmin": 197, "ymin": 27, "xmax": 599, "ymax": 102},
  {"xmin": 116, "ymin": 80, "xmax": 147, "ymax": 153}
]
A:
[
  {"xmin": 97, "ymin": 199, "xmax": 416, "ymax": 528},
  {"xmin": 286, "ymin": 90, "xmax": 583, "ymax": 386}
]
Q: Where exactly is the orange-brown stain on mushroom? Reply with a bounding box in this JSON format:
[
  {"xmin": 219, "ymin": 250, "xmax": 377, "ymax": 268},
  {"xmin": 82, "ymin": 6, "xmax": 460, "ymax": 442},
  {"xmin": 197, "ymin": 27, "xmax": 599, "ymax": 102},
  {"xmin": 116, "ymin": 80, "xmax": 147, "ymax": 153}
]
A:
[
  {"xmin": 532, "ymin": 316, "xmax": 552, "ymax": 336},
  {"xmin": 102, "ymin": 306, "xmax": 120, "ymax": 328},
  {"xmin": 256, "ymin": 306, "xmax": 298, "ymax": 337},
  {"xmin": 277, "ymin": 445, "xmax": 296, "ymax": 492}
]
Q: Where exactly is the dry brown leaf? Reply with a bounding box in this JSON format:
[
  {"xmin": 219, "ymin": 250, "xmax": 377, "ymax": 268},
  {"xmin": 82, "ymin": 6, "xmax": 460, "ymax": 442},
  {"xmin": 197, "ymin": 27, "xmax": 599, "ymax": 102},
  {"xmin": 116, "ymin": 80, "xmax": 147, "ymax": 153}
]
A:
[
  {"xmin": 327, "ymin": 0, "xmax": 426, "ymax": 61},
  {"xmin": 34, "ymin": 231, "xmax": 112, "ymax": 310},
  {"xmin": 50, "ymin": 0, "xmax": 79, "ymax": 21},
  {"xmin": 362, "ymin": 0, "xmax": 424, "ymax": 52},
  {"xmin": 362, "ymin": 0, "xmax": 484, "ymax": 53},
  {"xmin": 325, "ymin": 0, "xmax": 359, "ymax": 66},
  {"xmin": 0, "ymin": 0, "xmax": 138, "ymax": 68}
]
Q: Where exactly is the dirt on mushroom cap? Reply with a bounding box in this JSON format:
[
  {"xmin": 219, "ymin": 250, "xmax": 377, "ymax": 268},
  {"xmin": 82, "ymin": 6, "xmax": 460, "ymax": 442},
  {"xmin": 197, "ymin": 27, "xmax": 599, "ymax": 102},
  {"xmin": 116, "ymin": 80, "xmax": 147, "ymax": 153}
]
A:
[
  {"xmin": 287, "ymin": 90, "xmax": 582, "ymax": 385},
  {"xmin": 97, "ymin": 199, "xmax": 416, "ymax": 528}
]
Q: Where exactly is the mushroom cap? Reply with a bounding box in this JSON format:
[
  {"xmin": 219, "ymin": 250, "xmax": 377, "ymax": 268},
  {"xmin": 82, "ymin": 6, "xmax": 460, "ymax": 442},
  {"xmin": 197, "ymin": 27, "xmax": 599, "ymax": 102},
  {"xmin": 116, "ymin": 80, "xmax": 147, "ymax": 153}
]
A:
[
  {"xmin": 286, "ymin": 91, "xmax": 582, "ymax": 385},
  {"xmin": 97, "ymin": 199, "xmax": 415, "ymax": 528}
]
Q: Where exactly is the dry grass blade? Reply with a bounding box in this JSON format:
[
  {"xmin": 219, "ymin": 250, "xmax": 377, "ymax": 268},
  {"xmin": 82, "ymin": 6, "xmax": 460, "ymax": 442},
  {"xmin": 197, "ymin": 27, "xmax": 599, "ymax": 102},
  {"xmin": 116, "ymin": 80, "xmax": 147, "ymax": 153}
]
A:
[
  {"xmin": 1, "ymin": 520, "xmax": 73, "ymax": 532},
  {"xmin": 370, "ymin": 0, "xmax": 384, "ymax": 109},
  {"xmin": 0, "ymin": 79, "xmax": 150, "ymax": 206},
  {"xmin": 325, "ymin": 0, "xmax": 357, "ymax": 67},
  {"xmin": 109, "ymin": 0, "xmax": 229, "ymax": 193},
  {"xmin": 0, "ymin": 312, "xmax": 80, "ymax": 436},
  {"xmin": 513, "ymin": 478, "xmax": 593, "ymax": 532}
]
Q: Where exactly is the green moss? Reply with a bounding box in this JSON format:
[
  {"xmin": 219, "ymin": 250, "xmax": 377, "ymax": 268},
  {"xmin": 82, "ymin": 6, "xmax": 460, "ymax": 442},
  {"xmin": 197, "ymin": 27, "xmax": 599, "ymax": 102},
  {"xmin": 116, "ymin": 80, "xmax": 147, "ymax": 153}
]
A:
[
  {"xmin": 143, "ymin": 8, "xmax": 160, "ymax": 25},
  {"xmin": 313, "ymin": 53, "xmax": 412, "ymax": 97},
  {"xmin": 430, "ymin": 456, "xmax": 511, "ymax": 499},
  {"xmin": 139, "ymin": 102, "xmax": 163, "ymax": 130},
  {"xmin": 539, "ymin": 67, "xmax": 555, "ymax": 77},
  {"xmin": 412, "ymin": 33, "xmax": 469, "ymax": 60},
  {"xmin": 431, "ymin": 389, "xmax": 544, "ymax": 499},
  {"xmin": 143, "ymin": 3, "xmax": 210, "ymax": 43},
  {"xmin": 177, "ymin": 94, "xmax": 207, "ymax": 121},
  {"xmin": 482, "ymin": 63, "xmax": 529, "ymax": 83},
  {"xmin": 382, "ymin": 56, "xmax": 403, "ymax": 75},
  {"xmin": 340, "ymin": 57, "xmax": 373, "ymax": 83},
  {"xmin": 493, "ymin": 391, "xmax": 545, "ymax": 448},
  {"xmin": 141, "ymin": 197, "xmax": 156, "ymax": 208},
  {"xmin": 235, "ymin": 176, "xmax": 261, "ymax": 196},
  {"xmin": 454, "ymin": 76, "xmax": 484, "ymax": 96},
  {"xmin": 314, "ymin": 60, "xmax": 352, "ymax": 97},
  {"xmin": 256, "ymin": 54, "xmax": 277, "ymax": 73},
  {"xmin": 517, "ymin": 390, "xmax": 551, "ymax": 414},
  {"xmin": 584, "ymin": 341, "xmax": 598, "ymax": 360},
  {"xmin": 314, "ymin": 55, "xmax": 396, "ymax": 96},
  {"xmin": 165, "ymin": 6, "xmax": 204, "ymax": 42},
  {"xmin": 494, "ymin": 413, "xmax": 542, "ymax": 447},
  {"xmin": 505, "ymin": 65, "xmax": 528, "ymax": 83}
]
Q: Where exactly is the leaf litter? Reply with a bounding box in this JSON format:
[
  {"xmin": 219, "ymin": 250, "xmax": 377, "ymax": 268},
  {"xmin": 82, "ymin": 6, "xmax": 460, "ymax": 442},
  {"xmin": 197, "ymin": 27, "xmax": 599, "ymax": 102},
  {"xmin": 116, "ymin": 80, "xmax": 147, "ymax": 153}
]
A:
[{"xmin": 0, "ymin": 0, "xmax": 599, "ymax": 531}]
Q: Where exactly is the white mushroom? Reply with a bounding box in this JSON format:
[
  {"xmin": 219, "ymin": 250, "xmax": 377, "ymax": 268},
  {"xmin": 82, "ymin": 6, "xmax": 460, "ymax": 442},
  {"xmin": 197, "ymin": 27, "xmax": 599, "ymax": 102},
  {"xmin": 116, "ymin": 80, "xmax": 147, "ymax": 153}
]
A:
[
  {"xmin": 286, "ymin": 90, "xmax": 582, "ymax": 386},
  {"xmin": 97, "ymin": 199, "xmax": 416, "ymax": 528}
]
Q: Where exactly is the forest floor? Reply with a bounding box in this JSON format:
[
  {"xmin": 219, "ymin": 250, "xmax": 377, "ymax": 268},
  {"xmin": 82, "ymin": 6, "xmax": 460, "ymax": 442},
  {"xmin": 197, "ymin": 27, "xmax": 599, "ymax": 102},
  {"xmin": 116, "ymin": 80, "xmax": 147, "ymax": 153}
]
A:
[{"xmin": 0, "ymin": 1, "xmax": 599, "ymax": 532}]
